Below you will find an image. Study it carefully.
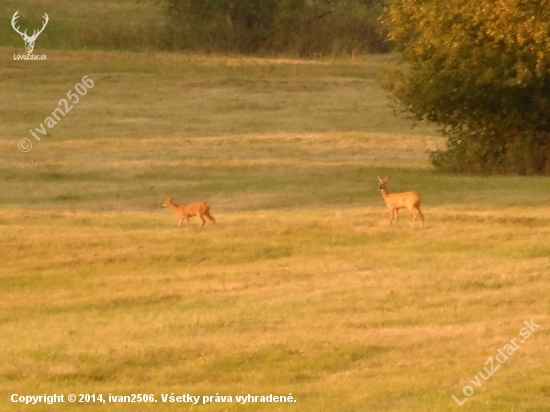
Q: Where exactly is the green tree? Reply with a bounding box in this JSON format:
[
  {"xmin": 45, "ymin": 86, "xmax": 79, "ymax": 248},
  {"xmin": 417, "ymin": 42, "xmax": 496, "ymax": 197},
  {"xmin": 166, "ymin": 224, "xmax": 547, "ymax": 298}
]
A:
[{"xmin": 384, "ymin": 0, "xmax": 550, "ymax": 174}]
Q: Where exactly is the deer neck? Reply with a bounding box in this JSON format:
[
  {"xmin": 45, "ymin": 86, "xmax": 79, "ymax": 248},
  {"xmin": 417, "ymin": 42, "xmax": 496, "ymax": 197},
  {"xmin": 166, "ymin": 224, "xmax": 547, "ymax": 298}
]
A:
[
  {"xmin": 167, "ymin": 201, "xmax": 180, "ymax": 211},
  {"xmin": 380, "ymin": 188, "xmax": 391, "ymax": 202}
]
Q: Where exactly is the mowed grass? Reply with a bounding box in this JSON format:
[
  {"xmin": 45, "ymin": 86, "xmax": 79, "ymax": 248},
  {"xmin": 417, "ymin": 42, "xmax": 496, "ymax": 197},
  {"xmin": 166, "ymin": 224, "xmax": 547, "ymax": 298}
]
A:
[
  {"xmin": 1, "ymin": 51, "xmax": 550, "ymax": 411},
  {"xmin": 0, "ymin": 49, "xmax": 436, "ymax": 141}
]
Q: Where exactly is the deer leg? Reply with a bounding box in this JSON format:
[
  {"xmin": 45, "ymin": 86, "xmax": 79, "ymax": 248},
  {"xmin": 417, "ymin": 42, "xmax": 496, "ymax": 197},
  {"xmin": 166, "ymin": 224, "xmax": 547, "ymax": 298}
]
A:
[
  {"xmin": 416, "ymin": 208, "xmax": 424, "ymax": 228},
  {"xmin": 411, "ymin": 208, "xmax": 421, "ymax": 228},
  {"xmin": 409, "ymin": 206, "xmax": 423, "ymax": 228},
  {"xmin": 388, "ymin": 209, "xmax": 394, "ymax": 225},
  {"xmin": 205, "ymin": 211, "xmax": 216, "ymax": 224},
  {"xmin": 177, "ymin": 218, "xmax": 182, "ymax": 229},
  {"xmin": 199, "ymin": 214, "xmax": 206, "ymax": 227},
  {"xmin": 394, "ymin": 209, "xmax": 399, "ymax": 224},
  {"xmin": 185, "ymin": 215, "xmax": 190, "ymax": 226}
]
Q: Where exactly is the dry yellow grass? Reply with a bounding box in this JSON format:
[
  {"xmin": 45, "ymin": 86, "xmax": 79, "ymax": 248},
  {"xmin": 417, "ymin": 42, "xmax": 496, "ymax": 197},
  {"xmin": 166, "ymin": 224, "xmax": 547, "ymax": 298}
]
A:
[{"xmin": 1, "ymin": 202, "xmax": 549, "ymax": 411}]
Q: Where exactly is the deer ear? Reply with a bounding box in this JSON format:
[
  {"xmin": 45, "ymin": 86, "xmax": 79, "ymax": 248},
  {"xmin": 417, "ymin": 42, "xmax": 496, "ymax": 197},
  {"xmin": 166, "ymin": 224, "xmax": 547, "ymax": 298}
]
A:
[{"xmin": 377, "ymin": 176, "xmax": 381, "ymax": 181}]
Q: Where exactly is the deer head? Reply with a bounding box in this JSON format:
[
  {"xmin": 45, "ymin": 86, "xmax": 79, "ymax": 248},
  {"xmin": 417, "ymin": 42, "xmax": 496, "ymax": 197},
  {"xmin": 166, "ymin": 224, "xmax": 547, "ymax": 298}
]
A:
[
  {"xmin": 377, "ymin": 176, "xmax": 390, "ymax": 190},
  {"xmin": 11, "ymin": 11, "xmax": 49, "ymax": 54}
]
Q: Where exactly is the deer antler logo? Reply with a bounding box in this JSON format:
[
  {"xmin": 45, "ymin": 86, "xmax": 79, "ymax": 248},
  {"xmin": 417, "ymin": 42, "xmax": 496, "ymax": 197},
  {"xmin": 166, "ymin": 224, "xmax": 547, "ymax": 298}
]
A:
[{"xmin": 11, "ymin": 11, "xmax": 49, "ymax": 54}]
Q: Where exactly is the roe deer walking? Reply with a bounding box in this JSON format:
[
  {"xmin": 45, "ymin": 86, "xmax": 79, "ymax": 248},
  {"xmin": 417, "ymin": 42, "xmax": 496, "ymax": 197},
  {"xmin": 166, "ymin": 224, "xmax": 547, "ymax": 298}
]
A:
[
  {"xmin": 377, "ymin": 177, "xmax": 424, "ymax": 228},
  {"xmin": 162, "ymin": 196, "xmax": 216, "ymax": 228}
]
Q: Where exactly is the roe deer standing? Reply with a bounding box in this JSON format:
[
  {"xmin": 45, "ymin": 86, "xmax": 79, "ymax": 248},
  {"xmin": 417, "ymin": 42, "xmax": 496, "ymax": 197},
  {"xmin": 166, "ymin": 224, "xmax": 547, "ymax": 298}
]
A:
[
  {"xmin": 162, "ymin": 196, "xmax": 216, "ymax": 228},
  {"xmin": 377, "ymin": 177, "xmax": 424, "ymax": 228}
]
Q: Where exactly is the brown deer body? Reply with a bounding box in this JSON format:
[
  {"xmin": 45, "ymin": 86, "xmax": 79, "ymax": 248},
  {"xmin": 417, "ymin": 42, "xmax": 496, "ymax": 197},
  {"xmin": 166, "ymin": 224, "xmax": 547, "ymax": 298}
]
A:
[
  {"xmin": 377, "ymin": 177, "xmax": 424, "ymax": 228},
  {"xmin": 162, "ymin": 196, "xmax": 216, "ymax": 228}
]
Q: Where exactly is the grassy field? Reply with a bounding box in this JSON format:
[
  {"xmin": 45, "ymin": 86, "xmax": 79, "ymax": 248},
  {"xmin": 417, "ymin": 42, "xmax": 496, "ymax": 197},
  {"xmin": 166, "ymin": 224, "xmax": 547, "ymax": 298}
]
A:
[{"xmin": 1, "ymin": 48, "xmax": 550, "ymax": 412}]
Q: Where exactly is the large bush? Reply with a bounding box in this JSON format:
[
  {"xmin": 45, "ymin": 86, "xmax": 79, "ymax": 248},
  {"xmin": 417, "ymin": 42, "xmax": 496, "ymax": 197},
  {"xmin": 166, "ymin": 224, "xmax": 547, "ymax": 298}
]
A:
[
  {"xmin": 164, "ymin": 0, "xmax": 390, "ymax": 55},
  {"xmin": 384, "ymin": 0, "xmax": 550, "ymax": 174}
]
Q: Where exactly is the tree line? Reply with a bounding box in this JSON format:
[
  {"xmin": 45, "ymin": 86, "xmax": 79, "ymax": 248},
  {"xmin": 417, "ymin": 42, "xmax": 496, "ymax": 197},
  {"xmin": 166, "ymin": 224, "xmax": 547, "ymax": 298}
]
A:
[{"xmin": 163, "ymin": 0, "xmax": 390, "ymax": 55}]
